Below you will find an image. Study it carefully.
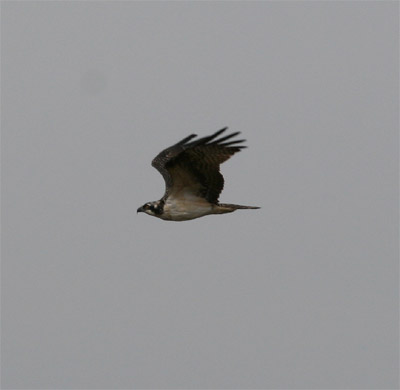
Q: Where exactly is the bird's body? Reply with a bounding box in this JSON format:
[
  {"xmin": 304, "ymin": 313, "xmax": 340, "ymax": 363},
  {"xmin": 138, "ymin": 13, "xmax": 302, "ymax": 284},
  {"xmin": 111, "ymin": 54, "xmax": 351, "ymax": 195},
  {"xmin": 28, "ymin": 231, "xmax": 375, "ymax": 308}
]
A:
[
  {"xmin": 137, "ymin": 127, "xmax": 259, "ymax": 221},
  {"xmin": 161, "ymin": 195, "xmax": 213, "ymax": 221}
]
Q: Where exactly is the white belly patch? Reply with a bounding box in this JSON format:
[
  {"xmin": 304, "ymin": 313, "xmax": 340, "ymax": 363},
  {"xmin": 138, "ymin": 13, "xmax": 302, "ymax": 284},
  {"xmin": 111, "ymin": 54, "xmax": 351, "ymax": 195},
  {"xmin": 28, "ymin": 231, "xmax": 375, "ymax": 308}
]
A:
[{"xmin": 162, "ymin": 197, "xmax": 213, "ymax": 221}]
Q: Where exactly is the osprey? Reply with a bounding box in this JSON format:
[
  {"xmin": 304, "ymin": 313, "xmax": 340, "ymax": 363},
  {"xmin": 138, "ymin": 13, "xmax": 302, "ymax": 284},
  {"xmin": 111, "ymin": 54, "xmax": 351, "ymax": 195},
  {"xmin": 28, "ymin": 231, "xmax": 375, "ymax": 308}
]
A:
[{"xmin": 137, "ymin": 127, "xmax": 260, "ymax": 221}]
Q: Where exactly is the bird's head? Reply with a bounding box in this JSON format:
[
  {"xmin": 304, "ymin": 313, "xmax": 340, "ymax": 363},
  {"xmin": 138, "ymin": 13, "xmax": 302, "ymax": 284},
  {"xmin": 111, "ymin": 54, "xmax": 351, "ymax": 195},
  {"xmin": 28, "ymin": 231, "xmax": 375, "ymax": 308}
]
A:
[{"xmin": 137, "ymin": 201, "xmax": 163, "ymax": 217}]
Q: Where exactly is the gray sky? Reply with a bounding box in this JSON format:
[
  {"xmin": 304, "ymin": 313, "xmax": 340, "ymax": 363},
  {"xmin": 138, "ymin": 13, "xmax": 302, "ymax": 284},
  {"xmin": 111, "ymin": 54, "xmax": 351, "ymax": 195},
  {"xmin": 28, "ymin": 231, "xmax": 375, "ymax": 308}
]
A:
[{"xmin": 2, "ymin": 1, "xmax": 398, "ymax": 389}]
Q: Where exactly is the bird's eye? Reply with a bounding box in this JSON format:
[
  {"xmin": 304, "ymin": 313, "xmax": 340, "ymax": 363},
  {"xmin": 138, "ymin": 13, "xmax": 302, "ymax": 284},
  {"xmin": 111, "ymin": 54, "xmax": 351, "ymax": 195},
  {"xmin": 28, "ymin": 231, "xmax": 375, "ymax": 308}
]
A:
[{"xmin": 149, "ymin": 204, "xmax": 155, "ymax": 211}]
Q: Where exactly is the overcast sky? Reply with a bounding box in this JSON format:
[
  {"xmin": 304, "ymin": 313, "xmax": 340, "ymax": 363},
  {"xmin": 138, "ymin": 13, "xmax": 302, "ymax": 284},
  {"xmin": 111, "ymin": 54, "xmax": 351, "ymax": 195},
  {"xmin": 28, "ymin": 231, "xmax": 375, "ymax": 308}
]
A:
[{"xmin": 2, "ymin": 1, "xmax": 398, "ymax": 389}]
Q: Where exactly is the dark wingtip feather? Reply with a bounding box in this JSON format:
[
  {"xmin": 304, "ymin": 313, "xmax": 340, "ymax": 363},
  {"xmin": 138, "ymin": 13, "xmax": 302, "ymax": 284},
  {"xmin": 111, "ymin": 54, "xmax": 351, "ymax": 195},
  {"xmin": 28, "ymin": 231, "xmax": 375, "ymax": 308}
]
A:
[
  {"xmin": 226, "ymin": 146, "xmax": 246, "ymax": 153},
  {"xmin": 205, "ymin": 127, "xmax": 229, "ymax": 141},
  {"xmin": 215, "ymin": 126, "xmax": 228, "ymax": 135},
  {"xmin": 210, "ymin": 131, "xmax": 241, "ymax": 145},
  {"xmin": 176, "ymin": 133, "xmax": 197, "ymax": 146},
  {"xmin": 188, "ymin": 127, "xmax": 228, "ymax": 147},
  {"xmin": 220, "ymin": 139, "xmax": 246, "ymax": 147}
]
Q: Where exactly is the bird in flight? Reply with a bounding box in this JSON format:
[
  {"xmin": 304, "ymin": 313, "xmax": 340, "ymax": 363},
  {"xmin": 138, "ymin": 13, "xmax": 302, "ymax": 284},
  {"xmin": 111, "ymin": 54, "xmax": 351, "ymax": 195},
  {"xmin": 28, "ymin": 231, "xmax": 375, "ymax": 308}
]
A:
[{"xmin": 137, "ymin": 127, "xmax": 260, "ymax": 221}]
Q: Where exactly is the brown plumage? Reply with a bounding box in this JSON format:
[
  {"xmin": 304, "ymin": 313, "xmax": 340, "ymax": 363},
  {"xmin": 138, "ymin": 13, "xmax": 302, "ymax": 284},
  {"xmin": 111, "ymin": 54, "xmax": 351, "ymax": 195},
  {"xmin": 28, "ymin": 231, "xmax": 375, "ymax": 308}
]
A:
[{"xmin": 137, "ymin": 127, "xmax": 260, "ymax": 221}]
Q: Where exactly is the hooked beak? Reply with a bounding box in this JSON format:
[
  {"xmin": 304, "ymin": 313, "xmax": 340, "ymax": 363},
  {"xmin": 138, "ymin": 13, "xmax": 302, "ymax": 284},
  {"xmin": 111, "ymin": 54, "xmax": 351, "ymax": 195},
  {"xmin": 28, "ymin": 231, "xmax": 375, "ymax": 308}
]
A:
[{"xmin": 137, "ymin": 206, "xmax": 144, "ymax": 213}]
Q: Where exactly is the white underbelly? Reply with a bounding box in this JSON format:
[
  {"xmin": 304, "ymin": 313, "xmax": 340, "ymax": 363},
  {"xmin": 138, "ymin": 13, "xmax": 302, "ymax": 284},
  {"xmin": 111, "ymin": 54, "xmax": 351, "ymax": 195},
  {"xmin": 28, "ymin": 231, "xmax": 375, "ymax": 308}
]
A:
[{"xmin": 162, "ymin": 198, "xmax": 214, "ymax": 221}]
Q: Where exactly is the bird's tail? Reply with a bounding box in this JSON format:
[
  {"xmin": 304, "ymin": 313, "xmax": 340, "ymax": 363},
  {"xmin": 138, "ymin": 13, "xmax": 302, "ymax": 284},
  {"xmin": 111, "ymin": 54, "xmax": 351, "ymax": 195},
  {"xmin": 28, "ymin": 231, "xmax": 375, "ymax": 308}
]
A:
[{"xmin": 217, "ymin": 203, "xmax": 260, "ymax": 213}]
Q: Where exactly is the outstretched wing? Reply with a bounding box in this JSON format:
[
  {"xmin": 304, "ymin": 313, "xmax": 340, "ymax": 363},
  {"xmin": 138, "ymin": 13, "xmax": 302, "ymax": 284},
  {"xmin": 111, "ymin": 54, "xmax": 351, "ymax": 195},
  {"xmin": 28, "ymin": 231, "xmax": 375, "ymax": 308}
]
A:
[{"xmin": 151, "ymin": 127, "xmax": 246, "ymax": 204}]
